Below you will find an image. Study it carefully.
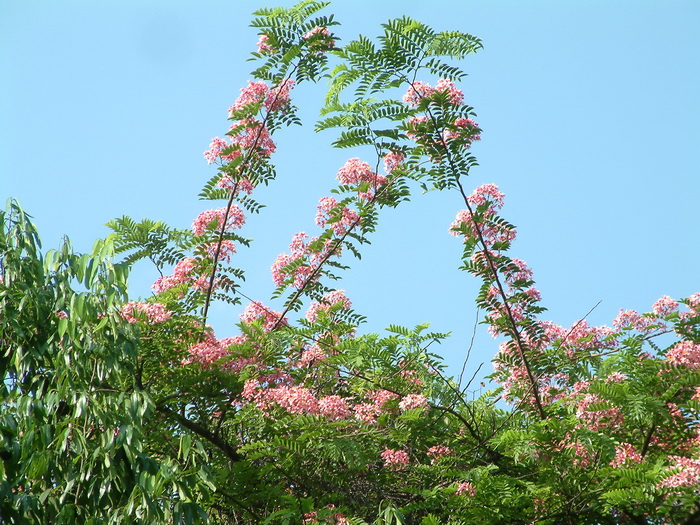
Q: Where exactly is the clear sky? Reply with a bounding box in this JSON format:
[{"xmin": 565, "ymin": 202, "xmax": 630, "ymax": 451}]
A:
[{"xmin": 2, "ymin": 0, "xmax": 698, "ymax": 383}]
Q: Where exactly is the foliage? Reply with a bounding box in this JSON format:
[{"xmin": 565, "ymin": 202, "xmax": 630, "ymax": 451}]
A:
[{"xmin": 2, "ymin": 1, "xmax": 700, "ymax": 523}]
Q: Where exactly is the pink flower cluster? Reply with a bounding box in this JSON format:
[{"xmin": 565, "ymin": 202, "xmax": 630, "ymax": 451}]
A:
[
  {"xmin": 612, "ymin": 309, "xmax": 655, "ymax": 332},
  {"xmin": 443, "ymin": 117, "xmax": 481, "ymax": 144},
  {"xmin": 303, "ymin": 26, "xmax": 335, "ymax": 49},
  {"xmin": 336, "ymin": 158, "xmax": 387, "ymax": 200},
  {"xmin": 575, "ymin": 392, "xmax": 624, "ymax": 431},
  {"xmin": 383, "ymin": 151, "xmax": 405, "ymax": 173},
  {"xmin": 184, "ymin": 333, "xmax": 248, "ymax": 370},
  {"xmin": 229, "ymin": 118, "xmax": 276, "ymax": 157},
  {"xmin": 402, "ymin": 79, "xmax": 464, "ymax": 107},
  {"xmin": 455, "ymin": 481, "xmax": 475, "ymax": 497},
  {"xmin": 240, "ymin": 301, "xmax": 286, "ymax": 331},
  {"xmin": 271, "ymin": 232, "xmax": 339, "ymax": 289},
  {"xmin": 152, "ymin": 258, "xmax": 196, "ymax": 294},
  {"xmin": 659, "ymin": 456, "xmax": 700, "ymax": 488},
  {"xmin": 256, "ymin": 34, "xmax": 273, "ymax": 54},
  {"xmin": 610, "ymin": 442, "xmax": 643, "ymax": 467},
  {"xmin": 305, "ymin": 290, "xmax": 352, "ymax": 323},
  {"xmin": 203, "ymin": 240, "xmax": 237, "ymax": 263},
  {"xmin": 257, "ymin": 385, "xmax": 320, "ymax": 415},
  {"xmin": 318, "ymin": 395, "xmax": 352, "ymax": 421},
  {"xmin": 381, "ymin": 448, "xmax": 409, "ymax": 469},
  {"xmin": 666, "ymin": 340, "xmax": 700, "ymax": 368},
  {"xmin": 315, "ymin": 196, "xmax": 360, "ymax": 236},
  {"xmin": 427, "ymin": 445, "xmax": 453, "ymax": 464},
  {"xmin": 653, "ymin": 295, "xmax": 679, "ymax": 316},
  {"xmin": 450, "ymin": 184, "xmax": 514, "ymax": 248},
  {"xmin": 120, "ymin": 301, "xmax": 171, "ymax": 324},
  {"xmin": 398, "ymin": 394, "xmax": 428, "ymax": 411},
  {"xmin": 228, "ymin": 80, "xmax": 268, "ymax": 116},
  {"xmin": 216, "ymin": 175, "xmax": 255, "ymax": 195},
  {"xmin": 192, "ymin": 206, "xmax": 245, "ymax": 236},
  {"xmin": 354, "ymin": 390, "xmax": 399, "ymax": 424},
  {"xmin": 271, "ymin": 232, "xmax": 314, "ymax": 288},
  {"xmin": 297, "ymin": 344, "xmax": 327, "ymax": 367},
  {"xmin": 203, "ymin": 118, "xmax": 277, "ymax": 164},
  {"xmin": 227, "ymin": 80, "xmax": 296, "ymax": 117}
]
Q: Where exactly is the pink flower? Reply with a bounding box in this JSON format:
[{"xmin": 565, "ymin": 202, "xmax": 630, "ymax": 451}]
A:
[
  {"xmin": 256, "ymin": 34, "xmax": 273, "ymax": 54},
  {"xmin": 336, "ymin": 158, "xmax": 387, "ymax": 200},
  {"xmin": 381, "ymin": 448, "xmax": 409, "ymax": 469},
  {"xmin": 354, "ymin": 403, "xmax": 381, "ymax": 424},
  {"xmin": 402, "ymin": 81, "xmax": 435, "ymax": 106},
  {"xmin": 120, "ymin": 301, "xmax": 171, "ymax": 324},
  {"xmin": 204, "ymin": 137, "xmax": 228, "ymax": 164},
  {"xmin": 613, "ymin": 309, "xmax": 654, "ymax": 331},
  {"xmin": 653, "ymin": 295, "xmax": 679, "ymax": 316},
  {"xmin": 229, "ymin": 118, "xmax": 276, "ymax": 157},
  {"xmin": 265, "ymin": 385, "xmax": 319, "ymax": 415},
  {"xmin": 305, "ymin": 289, "xmax": 352, "ymax": 323},
  {"xmin": 228, "ymin": 81, "xmax": 268, "ymax": 117},
  {"xmin": 610, "ymin": 442, "xmax": 643, "ymax": 467},
  {"xmin": 443, "ymin": 117, "xmax": 481, "ymax": 144},
  {"xmin": 399, "ymin": 394, "xmax": 428, "ymax": 411},
  {"xmin": 240, "ymin": 301, "xmax": 286, "ymax": 331},
  {"xmin": 319, "ymin": 395, "xmax": 352, "ymax": 421},
  {"xmin": 435, "ymin": 78, "xmax": 464, "ymax": 105},
  {"xmin": 366, "ymin": 389, "xmax": 399, "ymax": 407},
  {"xmin": 383, "ymin": 151, "xmax": 404, "ymax": 173},
  {"xmin": 203, "ymin": 240, "xmax": 237, "ymax": 263},
  {"xmin": 192, "ymin": 206, "xmax": 245, "ymax": 235},
  {"xmin": 467, "ymin": 183, "xmax": 505, "ymax": 209},
  {"xmin": 315, "ymin": 196, "xmax": 360, "ymax": 236},
  {"xmin": 297, "ymin": 345, "xmax": 327, "ymax": 367},
  {"xmin": 303, "ymin": 26, "xmax": 335, "ymax": 48},
  {"xmin": 217, "ymin": 175, "xmax": 255, "ymax": 195},
  {"xmin": 686, "ymin": 293, "xmax": 700, "ymax": 313},
  {"xmin": 402, "ymin": 79, "xmax": 464, "ymax": 107},
  {"xmin": 265, "ymin": 79, "xmax": 295, "ymax": 113},
  {"xmin": 426, "ymin": 445, "xmax": 453, "ymax": 464},
  {"xmin": 455, "ymin": 481, "xmax": 475, "ymax": 496},
  {"xmin": 666, "ymin": 340, "xmax": 700, "ymax": 368},
  {"xmin": 659, "ymin": 456, "xmax": 700, "ymax": 488},
  {"xmin": 152, "ymin": 258, "xmax": 196, "ymax": 293}
]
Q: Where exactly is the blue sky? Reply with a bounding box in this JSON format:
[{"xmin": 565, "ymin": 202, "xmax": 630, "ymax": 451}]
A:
[{"xmin": 2, "ymin": 0, "xmax": 698, "ymax": 382}]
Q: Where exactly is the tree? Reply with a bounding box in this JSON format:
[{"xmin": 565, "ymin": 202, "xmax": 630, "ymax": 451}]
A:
[{"xmin": 2, "ymin": 1, "xmax": 699, "ymax": 523}]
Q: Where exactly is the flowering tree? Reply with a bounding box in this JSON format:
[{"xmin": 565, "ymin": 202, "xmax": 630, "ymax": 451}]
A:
[{"xmin": 2, "ymin": 1, "xmax": 700, "ymax": 523}]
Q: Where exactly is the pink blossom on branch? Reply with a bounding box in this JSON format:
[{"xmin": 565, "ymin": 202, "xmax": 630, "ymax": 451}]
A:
[
  {"xmin": 192, "ymin": 206, "xmax": 246, "ymax": 236},
  {"xmin": 383, "ymin": 151, "xmax": 405, "ymax": 173},
  {"xmin": 653, "ymin": 295, "xmax": 679, "ymax": 316},
  {"xmin": 305, "ymin": 289, "xmax": 352, "ymax": 323},
  {"xmin": 302, "ymin": 26, "xmax": 335, "ymax": 48},
  {"xmin": 455, "ymin": 481, "xmax": 476, "ymax": 497},
  {"xmin": 336, "ymin": 158, "xmax": 387, "ymax": 200},
  {"xmin": 228, "ymin": 81, "xmax": 268, "ymax": 117},
  {"xmin": 265, "ymin": 79, "xmax": 295, "ymax": 113},
  {"xmin": 256, "ymin": 34, "xmax": 273, "ymax": 54},
  {"xmin": 152, "ymin": 258, "xmax": 196, "ymax": 293},
  {"xmin": 427, "ymin": 445, "xmax": 453, "ymax": 464},
  {"xmin": 381, "ymin": 448, "xmax": 409, "ymax": 469},
  {"xmin": 610, "ymin": 442, "xmax": 643, "ymax": 467},
  {"xmin": 318, "ymin": 395, "xmax": 352, "ymax": 421},
  {"xmin": 120, "ymin": 301, "xmax": 171, "ymax": 324},
  {"xmin": 398, "ymin": 394, "xmax": 428, "ymax": 411},
  {"xmin": 315, "ymin": 196, "xmax": 360, "ymax": 236},
  {"xmin": 666, "ymin": 340, "xmax": 700, "ymax": 368},
  {"xmin": 229, "ymin": 118, "xmax": 276, "ymax": 157},
  {"xmin": 240, "ymin": 301, "xmax": 287, "ymax": 332},
  {"xmin": 659, "ymin": 456, "xmax": 700, "ymax": 489}
]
